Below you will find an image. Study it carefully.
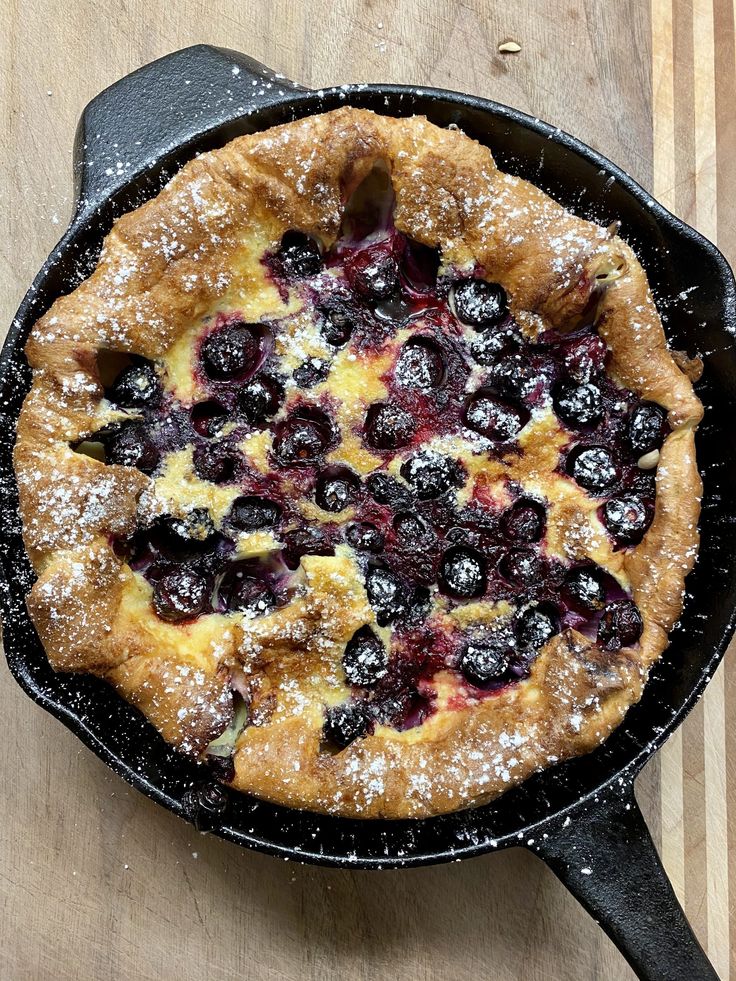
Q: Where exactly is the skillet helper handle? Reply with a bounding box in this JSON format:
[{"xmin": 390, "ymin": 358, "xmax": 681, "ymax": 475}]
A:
[
  {"xmin": 72, "ymin": 44, "xmax": 305, "ymax": 221},
  {"xmin": 532, "ymin": 790, "xmax": 718, "ymax": 981}
]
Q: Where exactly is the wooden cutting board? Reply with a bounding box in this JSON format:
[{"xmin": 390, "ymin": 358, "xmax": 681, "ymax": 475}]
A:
[{"xmin": 0, "ymin": 1, "xmax": 734, "ymax": 978}]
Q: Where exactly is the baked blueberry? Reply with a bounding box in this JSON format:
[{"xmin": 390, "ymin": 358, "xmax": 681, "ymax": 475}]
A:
[
  {"xmin": 400, "ymin": 450, "xmax": 463, "ymax": 500},
  {"xmin": 365, "ymin": 566, "xmax": 407, "ymax": 624},
  {"xmin": 563, "ymin": 334, "xmax": 607, "ymax": 382},
  {"xmin": 563, "ymin": 566, "xmax": 606, "ymax": 612},
  {"xmin": 439, "ymin": 546, "xmax": 486, "ymax": 599},
  {"xmin": 451, "ymin": 278, "xmax": 508, "ymax": 328},
  {"xmin": 597, "ymin": 600, "xmax": 643, "ymax": 651},
  {"xmin": 602, "ymin": 493, "xmax": 652, "ymax": 544},
  {"xmin": 516, "ymin": 605, "xmax": 559, "ymax": 651},
  {"xmin": 191, "ymin": 401, "xmax": 229, "ymax": 438},
  {"xmin": 464, "ymin": 391, "xmax": 527, "ymax": 442},
  {"xmin": 345, "ymin": 521, "xmax": 384, "ymax": 553},
  {"xmin": 322, "ymin": 700, "xmax": 373, "ymax": 749},
  {"xmin": 459, "ymin": 633, "xmax": 514, "ymax": 687},
  {"xmin": 222, "ymin": 572, "xmax": 275, "ymax": 616},
  {"xmin": 201, "ymin": 321, "xmax": 259, "ymax": 380},
  {"xmin": 365, "ymin": 472, "xmax": 413, "ymax": 508},
  {"xmin": 293, "ymin": 359, "xmax": 330, "ymax": 389},
  {"xmin": 106, "ymin": 424, "xmax": 160, "ymax": 474},
  {"xmin": 364, "ymin": 403, "xmax": 416, "ymax": 450},
  {"xmin": 227, "ymin": 496, "xmax": 282, "ymax": 532},
  {"xmin": 108, "ymin": 360, "xmax": 161, "ymax": 408},
  {"xmin": 315, "ymin": 467, "xmax": 360, "ymax": 512},
  {"xmin": 277, "ymin": 231, "xmax": 323, "ymax": 279},
  {"xmin": 569, "ymin": 446, "xmax": 619, "ymax": 494},
  {"xmin": 342, "ymin": 625, "xmax": 389, "ymax": 686},
  {"xmin": 282, "ymin": 526, "xmax": 335, "ymax": 568},
  {"xmin": 393, "ymin": 511, "xmax": 433, "ymax": 542},
  {"xmin": 273, "ymin": 413, "xmax": 332, "ymax": 466},
  {"xmin": 470, "ymin": 321, "xmax": 523, "ymax": 365},
  {"xmin": 501, "ymin": 499, "xmax": 546, "ymax": 543},
  {"xmin": 153, "ymin": 567, "xmax": 210, "ymax": 622},
  {"xmin": 193, "ymin": 444, "xmax": 237, "ymax": 484},
  {"xmin": 406, "ymin": 584, "xmax": 432, "ymax": 623},
  {"xmin": 554, "ymin": 382, "xmax": 604, "ymax": 428},
  {"xmin": 345, "ymin": 241, "xmax": 400, "ymax": 301},
  {"xmin": 394, "ymin": 338, "xmax": 445, "ymax": 391},
  {"xmin": 628, "ymin": 402, "xmax": 667, "ymax": 456},
  {"xmin": 487, "ymin": 353, "xmax": 538, "ymax": 399},
  {"xmin": 499, "ymin": 547, "xmax": 542, "ymax": 586},
  {"xmin": 317, "ymin": 297, "xmax": 356, "ymax": 347},
  {"xmin": 237, "ymin": 375, "xmax": 283, "ymax": 423}
]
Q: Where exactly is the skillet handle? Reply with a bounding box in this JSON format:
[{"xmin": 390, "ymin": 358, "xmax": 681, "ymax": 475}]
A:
[
  {"xmin": 531, "ymin": 789, "xmax": 718, "ymax": 980},
  {"xmin": 72, "ymin": 44, "xmax": 305, "ymax": 221}
]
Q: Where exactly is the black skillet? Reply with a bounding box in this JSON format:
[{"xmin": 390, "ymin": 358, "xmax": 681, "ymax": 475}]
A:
[{"xmin": 1, "ymin": 45, "xmax": 735, "ymax": 981}]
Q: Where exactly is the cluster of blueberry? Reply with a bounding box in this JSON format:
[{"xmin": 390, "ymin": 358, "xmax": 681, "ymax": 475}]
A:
[{"xmin": 90, "ymin": 228, "xmax": 665, "ymax": 747}]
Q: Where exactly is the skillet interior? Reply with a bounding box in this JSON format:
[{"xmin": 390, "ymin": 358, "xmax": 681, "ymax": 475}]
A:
[{"xmin": 1, "ymin": 77, "xmax": 735, "ymax": 868}]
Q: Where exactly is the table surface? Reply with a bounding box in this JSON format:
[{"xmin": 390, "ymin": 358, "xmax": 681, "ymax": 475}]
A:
[{"xmin": 1, "ymin": 1, "xmax": 734, "ymax": 978}]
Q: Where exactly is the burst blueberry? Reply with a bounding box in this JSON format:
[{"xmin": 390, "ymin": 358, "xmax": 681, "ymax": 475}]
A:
[
  {"xmin": 365, "ymin": 566, "xmax": 407, "ymax": 624},
  {"xmin": 464, "ymin": 391, "xmax": 527, "ymax": 442},
  {"xmin": 487, "ymin": 353, "xmax": 537, "ymax": 399},
  {"xmin": 501, "ymin": 499, "xmax": 546, "ymax": 543},
  {"xmin": 106, "ymin": 424, "xmax": 160, "ymax": 474},
  {"xmin": 273, "ymin": 412, "xmax": 332, "ymax": 466},
  {"xmin": 554, "ymin": 382, "xmax": 604, "ymax": 428},
  {"xmin": 293, "ymin": 359, "xmax": 330, "ymax": 389},
  {"xmin": 516, "ymin": 605, "xmax": 559, "ymax": 651},
  {"xmin": 227, "ymin": 496, "xmax": 282, "ymax": 532},
  {"xmin": 459, "ymin": 633, "xmax": 514, "ymax": 687},
  {"xmin": 153, "ymin": 567, "xmax": 210, "ymax": 622},
  {"xmin": 569, "ymin": 446, "xmax": 619, "ymax": 494},
  {"xmin": 345, "ymin": 522, "xmax": 384, "ymax": 553},
  {"xmin": 345, "ymin": 241, "xmax": 400, "ymax": 301},
  {"xmin": 364, "ymin": 402, "xmax": 416, "ymax": 450},
  {"xmin": 499, "ymin": 548, "xmax": 542, "ymax": 586},
  {"xmin": 394, "ymin": 338, "xmax": 445, "ymax": 391},
  {"xmin": 277, "ymin": 231, "xmax": 323, "ymax": 279},
  {"xmin": 400, "ymin": 450, "xmax": 463, "ymax": 500},
  {"xmin": 237, "ymin": 375, "xmax": 283, "ymax": 423},
  {"xmin": 201, "ymin": 321, "xmax": 259, "ymax": 380},
  {"xmin": 597, "ymin": 600, "xmax": 643, "ymax": 651},
  {"xmin": 563, "ymin": 566, "xmax": 606, "ymax": 612},
  {"xmin": 470, "ymin": 321, "xmax": 523, "ymax": 365},
  {"xmin": 223, "ymin": 573, "xmax": 276, "ymax": 616},
  {"xmin": 108, "ymin": 360, "xmax": 161, "ymax": 408},
  {"xmin": 439, "ymin": 546, "xmax": 486, "ymax": 599},
  {"xmin": 342, "ymin": 625, "xmax": 389, "ymax": 686},
  {"xmin": 452, "ymin": 279, "xmax": 508, "ymax": 328},
  {"xmin": 315, "ymin": 467, "xmax": 359, "ymax": 512},
  {"xmin": 602, "ymin": 493, "xmax": 652, "ymax": 544},
  {"xmin": 365, "ymin": 472, "xmax": 413, "ymax": 508},
  {"xmin": 322, "ymin": 700, "xmax": 373, "ymax": 749},
  {"xmin": 628, "ymin": 402, "xmax": 667, "ymax": 456},
  {"xmin": 282, "ymin": 526, "xmax": 335, "ymax": 569}
]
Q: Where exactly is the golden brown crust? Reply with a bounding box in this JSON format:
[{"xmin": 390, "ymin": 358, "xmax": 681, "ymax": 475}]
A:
[{"xmin": 14, "ymin": 108, "xmax": 702, "ymax": 818}]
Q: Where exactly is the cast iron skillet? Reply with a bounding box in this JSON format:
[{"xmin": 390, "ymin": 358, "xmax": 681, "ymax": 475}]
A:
[{"xmin": 1, "ymin": 45, "xmax": 735, "ymax": 981}]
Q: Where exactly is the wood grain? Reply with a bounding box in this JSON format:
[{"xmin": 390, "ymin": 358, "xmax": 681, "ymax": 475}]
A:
[{"xmin": 0, "ymin": 1, "xmax": 733, "ymax": 978}]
